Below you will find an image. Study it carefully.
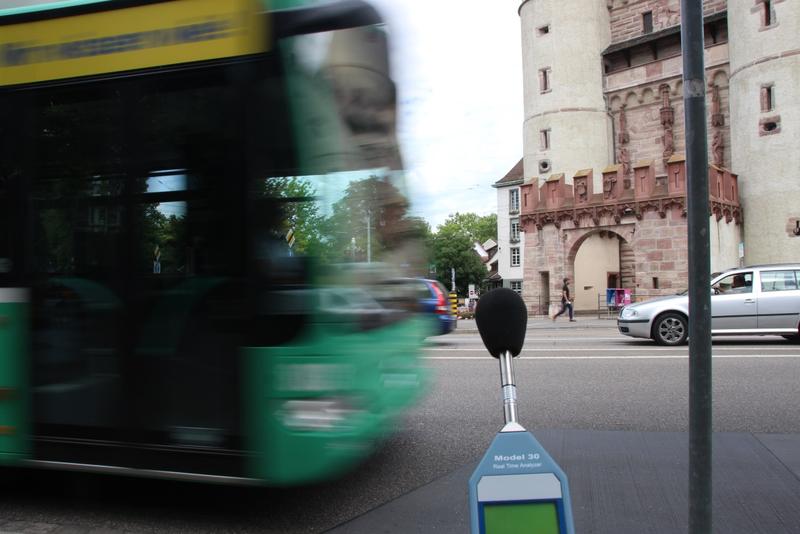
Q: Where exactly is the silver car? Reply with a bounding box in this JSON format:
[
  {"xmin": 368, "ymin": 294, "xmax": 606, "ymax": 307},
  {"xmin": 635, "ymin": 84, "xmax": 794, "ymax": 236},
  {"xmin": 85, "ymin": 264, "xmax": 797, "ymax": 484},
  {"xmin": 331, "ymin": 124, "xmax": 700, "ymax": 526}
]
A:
[{"xmin": 617, "ymin": 264, "xmax": 800, "ymax": 345}]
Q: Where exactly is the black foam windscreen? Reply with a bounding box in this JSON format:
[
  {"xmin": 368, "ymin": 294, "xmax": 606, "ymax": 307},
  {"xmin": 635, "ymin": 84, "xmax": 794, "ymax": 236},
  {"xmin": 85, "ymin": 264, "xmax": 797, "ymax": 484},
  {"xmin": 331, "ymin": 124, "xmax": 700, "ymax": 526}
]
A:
[{"xmin": 475, "ymin": 287, "xmax": 528, "ymax": 358}]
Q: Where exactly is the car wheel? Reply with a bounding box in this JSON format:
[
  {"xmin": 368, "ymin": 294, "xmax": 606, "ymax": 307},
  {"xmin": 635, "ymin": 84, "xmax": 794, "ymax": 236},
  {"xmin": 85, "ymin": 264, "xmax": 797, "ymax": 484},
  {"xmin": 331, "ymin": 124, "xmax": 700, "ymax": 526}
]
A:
[{"xmin": 652, "ymin": 312, "xmax": 688, "ymax": 346}]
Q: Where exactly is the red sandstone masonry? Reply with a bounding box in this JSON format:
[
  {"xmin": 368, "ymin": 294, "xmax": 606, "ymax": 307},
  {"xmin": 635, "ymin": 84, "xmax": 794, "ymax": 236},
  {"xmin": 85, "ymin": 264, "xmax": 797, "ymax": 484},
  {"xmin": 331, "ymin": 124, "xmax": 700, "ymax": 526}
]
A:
[
  {"xmin": 518, "ymin": 159, "xmax": 739, "ymax": 311},
  {"xmin": 609, "ymin": 0, "xmax": 727, "ymax": 44},
  {"xmin": 607, "ymin": 76, "xmax": 731, "ymax": 177}
]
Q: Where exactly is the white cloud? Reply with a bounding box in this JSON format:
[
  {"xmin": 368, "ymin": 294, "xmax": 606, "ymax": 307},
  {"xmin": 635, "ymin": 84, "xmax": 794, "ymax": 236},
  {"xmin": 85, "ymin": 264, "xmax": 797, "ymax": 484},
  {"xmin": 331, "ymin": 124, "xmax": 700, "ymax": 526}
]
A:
[{"xmin": 372, "ymin": 1, "xmax": 523, "ymax": 230}]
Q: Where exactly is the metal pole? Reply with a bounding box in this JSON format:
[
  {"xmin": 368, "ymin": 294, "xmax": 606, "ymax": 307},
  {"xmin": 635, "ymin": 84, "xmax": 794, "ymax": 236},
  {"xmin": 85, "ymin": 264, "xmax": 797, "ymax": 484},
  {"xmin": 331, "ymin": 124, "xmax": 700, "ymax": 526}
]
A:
[
  {"xmin": 499, "ymin": 351, "xmax": 518, "ymax": 424},
  {"xmin": 680, "ymin": 2, "xmax": 712, "ymax": 532},
  {"xmin": 366, "ymin": 209, "xmax": 371, "ymax": 263}
]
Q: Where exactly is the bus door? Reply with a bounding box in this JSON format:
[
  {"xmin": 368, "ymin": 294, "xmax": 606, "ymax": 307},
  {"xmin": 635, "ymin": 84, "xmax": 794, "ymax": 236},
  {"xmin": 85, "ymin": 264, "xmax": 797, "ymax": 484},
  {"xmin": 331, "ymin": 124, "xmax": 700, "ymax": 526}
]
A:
[
  {"xmin": 0, "ymin": 95, "xmax": 31, "ymax": 463},
  {"xmin": 22, "ymin": 68, "xmax": 256, "ymax": 475},
  {"xmin": 124, "ymin": 68, "xmax": 251, "ymax": 473},
  {"xmin": 24, "ymin": 82, "xmax": 130, "ymax": 464}
]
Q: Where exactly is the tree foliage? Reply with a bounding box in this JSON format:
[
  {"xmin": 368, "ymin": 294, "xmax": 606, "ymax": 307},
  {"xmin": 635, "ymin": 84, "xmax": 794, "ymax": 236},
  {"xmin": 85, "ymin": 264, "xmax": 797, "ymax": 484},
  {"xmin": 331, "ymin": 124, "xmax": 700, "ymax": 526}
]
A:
[
  {"xmin": 265, "ymin": 175, "xmax": 428, "ymax": 271},
  {"xmin": 429, "ymin": 212, "xmax": 496, "ymax": 295},
  {"xmin": 263, "ymin": 176, "xmax": 324, "ymax": 256},
  {"xmin": 315, "ymin": 176, "xmax": 433, "ymax": 267}
]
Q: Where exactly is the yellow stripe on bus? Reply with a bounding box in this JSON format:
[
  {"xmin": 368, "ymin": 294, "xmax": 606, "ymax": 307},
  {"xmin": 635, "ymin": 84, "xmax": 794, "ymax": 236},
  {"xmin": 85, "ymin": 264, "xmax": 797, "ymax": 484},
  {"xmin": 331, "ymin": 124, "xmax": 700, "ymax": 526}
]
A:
[{"xmin": 0, "ymin": 0, "xmax": 267, "ymax": 87}]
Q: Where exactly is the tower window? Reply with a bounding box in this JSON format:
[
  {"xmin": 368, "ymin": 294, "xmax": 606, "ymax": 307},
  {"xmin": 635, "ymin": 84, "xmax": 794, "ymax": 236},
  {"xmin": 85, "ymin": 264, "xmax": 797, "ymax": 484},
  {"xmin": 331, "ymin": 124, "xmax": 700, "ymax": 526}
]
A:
[
  {"xmin": 762, "ymin": 1, "xmax": 774, "ymax": 27},
  {"xmin": 642, "ymin": 11, "xmax": 653, "ymax": 34},
  {"xmin": 759, "ymin": 115, "xmax": 781, "ymax": 136},
  {"xmin": 540, "ymin": 129, "xmax": 551, "ymax": 150},
  {"xmin": 539, "ymin": 68, "xmax": 551, "ymax": 93},
  {"xmin": 537, "ymin": 25, "xmax": 550, "ymax": 36},
  {"xmin": 761, "ymin": 85, "xmax": 774, "ymax": 111}
]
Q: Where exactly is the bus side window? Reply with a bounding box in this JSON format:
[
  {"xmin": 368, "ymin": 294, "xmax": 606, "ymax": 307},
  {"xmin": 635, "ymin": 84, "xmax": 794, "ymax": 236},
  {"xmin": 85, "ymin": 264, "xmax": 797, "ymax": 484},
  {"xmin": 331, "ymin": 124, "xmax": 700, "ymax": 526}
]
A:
[
  {"xmin": 0, "ymin": 178, "xmax": 7, "ymax": 276},
  {"xmin": 0, "ymin": 112, "xmax": 12, "ymax": 278}
]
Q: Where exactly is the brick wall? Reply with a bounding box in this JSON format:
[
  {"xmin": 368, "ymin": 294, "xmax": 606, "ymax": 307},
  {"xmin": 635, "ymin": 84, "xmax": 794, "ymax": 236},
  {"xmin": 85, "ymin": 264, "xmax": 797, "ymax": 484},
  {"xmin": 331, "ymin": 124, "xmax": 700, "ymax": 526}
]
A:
[
  {"xmin": 520, "ymin": 210, "xmax": 691, "ymax": 313},
  {"xmin": 630, "ymin": 209, "xmax": 688, "ymax": 291},
  {"xmin": 609, "ymin": 0, "xmax": 728, "ymax": 44}
]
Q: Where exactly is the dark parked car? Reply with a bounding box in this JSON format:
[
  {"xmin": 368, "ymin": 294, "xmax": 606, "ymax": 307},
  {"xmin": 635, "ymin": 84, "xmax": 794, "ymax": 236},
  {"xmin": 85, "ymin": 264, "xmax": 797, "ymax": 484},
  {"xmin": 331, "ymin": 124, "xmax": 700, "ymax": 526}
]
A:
[
  {"xmin": 417, "ymin": 278, "xmax": 456, "ymax": 335},
  {"xmin": 375, "ymin": 278, "xmax": 455, "ymax": 335}
]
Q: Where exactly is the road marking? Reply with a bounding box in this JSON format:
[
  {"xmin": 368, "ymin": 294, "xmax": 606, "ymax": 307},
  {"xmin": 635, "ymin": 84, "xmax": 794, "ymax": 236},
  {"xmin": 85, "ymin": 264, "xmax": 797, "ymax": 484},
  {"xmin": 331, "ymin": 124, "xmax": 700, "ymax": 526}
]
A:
[
  {"xmin": 436, "ymin": 336, "xmax": 624, "ymax": 342},
  {"xmin": 424, "ymin": 354, "xmax": 800, "ymax": 360},
  {"xmin": 425, "ymin": 346, "xmax": 798, "ymax": 352}
]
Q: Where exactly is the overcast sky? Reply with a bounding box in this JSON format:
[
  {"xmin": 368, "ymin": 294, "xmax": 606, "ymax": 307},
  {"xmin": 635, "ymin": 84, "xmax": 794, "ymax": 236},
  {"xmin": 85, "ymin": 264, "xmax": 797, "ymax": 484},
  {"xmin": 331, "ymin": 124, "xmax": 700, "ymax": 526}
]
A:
[
  {"xmin": 0, "ymin": 0, "xmax": 523, "ymax": 231},
  {"xmin": 371, "ymin": 1, "xmax": 524, "ymax": 231}
]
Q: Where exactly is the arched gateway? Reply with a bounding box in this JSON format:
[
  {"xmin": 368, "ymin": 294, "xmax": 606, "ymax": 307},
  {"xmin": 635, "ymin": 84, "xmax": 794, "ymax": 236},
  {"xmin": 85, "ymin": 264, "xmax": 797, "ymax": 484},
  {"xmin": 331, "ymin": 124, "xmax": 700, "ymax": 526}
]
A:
[{"xmin": 519, "ymin": 157, "xmax": 742, "ymax": 315}]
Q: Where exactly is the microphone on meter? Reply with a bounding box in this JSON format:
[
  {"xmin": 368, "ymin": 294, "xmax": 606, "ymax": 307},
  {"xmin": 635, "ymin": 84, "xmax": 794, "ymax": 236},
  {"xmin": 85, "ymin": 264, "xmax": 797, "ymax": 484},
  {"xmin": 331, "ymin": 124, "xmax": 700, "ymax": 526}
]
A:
[
  {"xmin": 475, "ymin": 287, "xmax": 528, "ymax": 358},
  {"xmin": 468, "ymin": 288, "xmax": 575, "ymax": 534}
]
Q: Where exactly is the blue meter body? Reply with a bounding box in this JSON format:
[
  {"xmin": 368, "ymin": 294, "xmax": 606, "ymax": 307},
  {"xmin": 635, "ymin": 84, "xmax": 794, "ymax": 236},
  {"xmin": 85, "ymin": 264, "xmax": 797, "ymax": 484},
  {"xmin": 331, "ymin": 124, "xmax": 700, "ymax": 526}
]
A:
[{"xmin": 469, "ymin": 426, "xmax": 575, "ymax": 534}]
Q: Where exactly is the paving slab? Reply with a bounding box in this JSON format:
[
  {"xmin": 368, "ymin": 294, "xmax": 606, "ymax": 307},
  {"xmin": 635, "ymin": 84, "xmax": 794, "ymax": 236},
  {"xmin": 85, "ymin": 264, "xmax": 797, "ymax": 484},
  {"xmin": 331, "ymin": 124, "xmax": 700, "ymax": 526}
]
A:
[{"xmin": 327, "ymin": 430, "xmax": 800, "ymax": 534}]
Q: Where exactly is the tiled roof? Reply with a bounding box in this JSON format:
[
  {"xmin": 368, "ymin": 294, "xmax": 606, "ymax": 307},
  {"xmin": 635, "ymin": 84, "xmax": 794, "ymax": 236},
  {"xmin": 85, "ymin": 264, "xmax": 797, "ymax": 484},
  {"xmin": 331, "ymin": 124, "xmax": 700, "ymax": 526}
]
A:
[{"xmin": 493, "ymin": 159, "xmax": 524, "ymax": 187}]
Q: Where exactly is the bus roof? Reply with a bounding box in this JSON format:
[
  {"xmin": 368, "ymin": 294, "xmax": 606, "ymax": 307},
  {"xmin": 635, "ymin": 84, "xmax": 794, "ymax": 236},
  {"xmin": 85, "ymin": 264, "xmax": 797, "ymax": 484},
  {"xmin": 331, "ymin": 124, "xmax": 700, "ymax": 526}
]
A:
[{"xmin": 0, "ymin": 0, "xmax": 112, "ymax": 18}]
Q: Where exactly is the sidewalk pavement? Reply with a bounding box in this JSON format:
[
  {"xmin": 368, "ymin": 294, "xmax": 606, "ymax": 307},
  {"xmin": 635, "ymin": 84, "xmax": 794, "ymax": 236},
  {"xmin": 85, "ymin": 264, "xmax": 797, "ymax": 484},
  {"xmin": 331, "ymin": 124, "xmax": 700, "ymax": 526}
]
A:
[
  {"xmin": 328, "ymin": 429, "xmax": 800, "ymax": 533},
  {"xmin": 454, "ymin": 316, "xmax": 617, "ymax": 331}
]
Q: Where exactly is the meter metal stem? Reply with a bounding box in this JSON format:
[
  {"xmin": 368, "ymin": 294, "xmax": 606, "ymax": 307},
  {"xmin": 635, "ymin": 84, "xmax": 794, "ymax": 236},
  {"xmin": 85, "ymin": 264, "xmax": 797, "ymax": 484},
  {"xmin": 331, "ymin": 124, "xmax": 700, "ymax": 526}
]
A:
[{"xmin": 499, "ymin": 351, "xmax": 519, "ymax": 426}]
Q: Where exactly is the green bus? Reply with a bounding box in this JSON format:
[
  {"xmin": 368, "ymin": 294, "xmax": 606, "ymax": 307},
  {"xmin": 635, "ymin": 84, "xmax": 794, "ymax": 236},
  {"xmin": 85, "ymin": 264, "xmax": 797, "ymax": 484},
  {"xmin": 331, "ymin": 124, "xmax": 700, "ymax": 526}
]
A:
[{"xmin": 0, "ymin": 0, "xmax": 430, "ymax": 485}]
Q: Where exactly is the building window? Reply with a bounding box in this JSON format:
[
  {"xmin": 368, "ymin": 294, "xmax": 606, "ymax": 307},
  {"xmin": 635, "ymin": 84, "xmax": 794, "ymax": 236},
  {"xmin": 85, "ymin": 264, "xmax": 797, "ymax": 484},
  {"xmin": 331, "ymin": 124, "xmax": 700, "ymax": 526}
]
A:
[
  {"xmin": 538, "ymin": 159, "xmax": 551, "ymax": 174},
  {"xmin": 510, "ymin": 218, "xmax": 520, "ymax": 242},
  {"xmin": 762, "ymin": 0, "xmax": 774, "ymax": 27},
  {"xmin": 510, "ymin": 247, "xmax": 520, "ymax": 267},
  {"xmin": 642, "ymin": 11, "xmax": 653, "ymax": 34},
  {"xmin": 761, "ymin": 85, "xmax": 774, "ymax": 112},
  {"xmin": 540, "ymin": 129, "xmax": 551, "ymax": 150},
  {"xmin": 511, "ymin": 281, "xmax": 522, "ymax": 295},
  {"xmin": 759, "ymin": 115, "xmax": 781, "ymax": 136},
  {"xmin": 509, "ymin": 189, "xmax": 520, "ymax": 213},
  {"xmin": 539, "ymin": 68, "xmax": 551, "ymax": 93},
  {"xmin": 653, "ymin": 277, "xmax": 660, "ymax": 289},
  {"xmin": 537, "ymin": 25, "xmax": 550, "ymax": 36}
]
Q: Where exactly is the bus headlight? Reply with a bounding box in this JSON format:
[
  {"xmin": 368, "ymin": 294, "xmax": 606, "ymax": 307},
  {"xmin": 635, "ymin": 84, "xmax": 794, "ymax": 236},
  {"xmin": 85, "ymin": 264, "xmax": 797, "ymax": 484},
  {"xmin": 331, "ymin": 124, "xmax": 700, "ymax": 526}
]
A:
[{"xmin": 280, "ymin": 398, "xmax": 363, "ymax": 432}]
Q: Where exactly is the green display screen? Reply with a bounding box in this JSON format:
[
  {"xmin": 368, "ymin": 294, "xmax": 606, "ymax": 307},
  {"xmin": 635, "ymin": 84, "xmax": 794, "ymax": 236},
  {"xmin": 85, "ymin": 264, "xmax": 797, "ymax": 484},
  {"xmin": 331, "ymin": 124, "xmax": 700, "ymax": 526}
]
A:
[{"xmin": 483, "ymin": 502, "xmax": 559, "ymax": 534}]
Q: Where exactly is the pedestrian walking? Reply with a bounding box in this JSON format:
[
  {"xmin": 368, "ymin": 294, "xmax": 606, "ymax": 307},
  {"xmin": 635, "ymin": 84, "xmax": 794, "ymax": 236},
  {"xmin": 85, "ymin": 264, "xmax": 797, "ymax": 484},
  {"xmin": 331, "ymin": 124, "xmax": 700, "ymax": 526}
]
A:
[{"xmin": 552, "ymin": 277, "xmax": 576, "ymax": 322}]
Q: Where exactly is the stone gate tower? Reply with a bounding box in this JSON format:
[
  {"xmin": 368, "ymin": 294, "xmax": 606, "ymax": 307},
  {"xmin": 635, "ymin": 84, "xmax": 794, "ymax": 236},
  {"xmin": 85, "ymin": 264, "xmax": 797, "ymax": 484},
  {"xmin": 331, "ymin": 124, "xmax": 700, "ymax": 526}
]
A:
[
  {"xmin": 519, "ymin": 0, "xmax": 612, "ymax": 191},
  {"xmin": 728, "ymin": 0, "xmax": 800, "ymax": 264},
  {"xmin": 511, "ymin": 0, "xmax": 797, "ymax": 313}
]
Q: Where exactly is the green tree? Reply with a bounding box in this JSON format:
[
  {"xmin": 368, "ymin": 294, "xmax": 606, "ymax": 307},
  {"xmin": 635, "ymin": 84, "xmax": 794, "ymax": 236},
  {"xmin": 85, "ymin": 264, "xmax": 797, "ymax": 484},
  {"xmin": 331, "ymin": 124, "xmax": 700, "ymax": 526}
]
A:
[
  {"xmin": 430, "ymin": 212, "xmax": 496, "ymax": 295},
  {"xmin": 442, "ymin": 212, "xmax": 497, "ymax": 244},
  {"xmin": 320, "ymin": 176, "xmax": 413, "ymax": 263},
  {"xmin": 263, "ymin": 176, "xmax": 324, "ymax": 256}
]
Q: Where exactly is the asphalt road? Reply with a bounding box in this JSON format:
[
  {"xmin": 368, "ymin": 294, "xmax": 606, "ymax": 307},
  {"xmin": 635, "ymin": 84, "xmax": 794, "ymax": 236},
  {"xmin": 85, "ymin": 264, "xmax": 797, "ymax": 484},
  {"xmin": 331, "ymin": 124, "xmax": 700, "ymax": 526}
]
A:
[{"xmin": 2, "ymin": 323, "xmax": 798, "ymax": 533}]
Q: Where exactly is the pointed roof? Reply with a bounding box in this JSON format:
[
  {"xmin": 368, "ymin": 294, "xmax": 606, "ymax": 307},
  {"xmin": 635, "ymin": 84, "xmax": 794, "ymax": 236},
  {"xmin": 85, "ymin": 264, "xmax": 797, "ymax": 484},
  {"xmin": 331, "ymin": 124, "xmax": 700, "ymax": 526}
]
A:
[{"xmin": 493, "ymin": 159, "xmax": 524, "ymax": 188}]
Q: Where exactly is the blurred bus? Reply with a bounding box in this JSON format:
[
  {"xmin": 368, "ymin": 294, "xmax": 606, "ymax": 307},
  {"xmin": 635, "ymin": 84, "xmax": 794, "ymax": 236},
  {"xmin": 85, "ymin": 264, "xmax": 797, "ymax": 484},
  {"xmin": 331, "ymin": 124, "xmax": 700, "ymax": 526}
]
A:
[{"xmin": 0, "ymin": 0, "xmax": 430, "ymax": 485}]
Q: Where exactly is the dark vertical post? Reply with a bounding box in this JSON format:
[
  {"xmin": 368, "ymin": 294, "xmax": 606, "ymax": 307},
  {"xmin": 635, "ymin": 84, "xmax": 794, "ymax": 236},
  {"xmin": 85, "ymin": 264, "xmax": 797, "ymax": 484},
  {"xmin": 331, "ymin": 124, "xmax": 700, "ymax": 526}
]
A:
[{"xmin": 680, "ymin": 1, "xmax": 712, "ymax": 533}]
